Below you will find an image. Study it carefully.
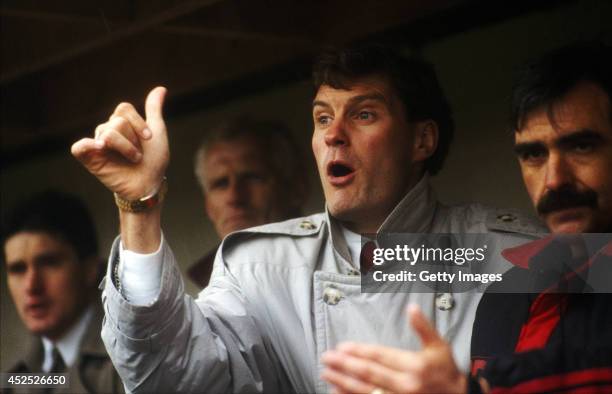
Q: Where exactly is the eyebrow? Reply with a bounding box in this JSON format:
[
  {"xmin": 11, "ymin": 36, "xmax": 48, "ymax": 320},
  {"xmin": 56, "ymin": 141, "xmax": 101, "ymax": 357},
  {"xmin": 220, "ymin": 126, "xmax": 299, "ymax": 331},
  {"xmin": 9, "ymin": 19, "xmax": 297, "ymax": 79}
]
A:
[
  {"xmin": 6, "ymin": 259, "xmax": 24, "ymax": 268},
  {"xmin": 556, "ymin": 129, "xmax": 605, "ymax": 148},
  {"xmin": 312, "ymin": 93, "xmax": 388, "ymax": 109},
  {"xmin": 5, "ymin": 250, "xmax": 66, "ymax": 266},
  {"xmin": 514, "ymin": 129, "xmax": 606, "ymax": 155},
  {"xmin": 513, "ymin": 141, "xmax": 545, "ymax": 156}
]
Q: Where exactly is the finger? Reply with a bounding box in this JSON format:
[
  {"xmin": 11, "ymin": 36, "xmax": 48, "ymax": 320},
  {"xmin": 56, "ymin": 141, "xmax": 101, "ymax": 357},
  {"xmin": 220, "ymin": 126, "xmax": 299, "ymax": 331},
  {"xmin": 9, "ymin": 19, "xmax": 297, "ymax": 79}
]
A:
[
  {"xmin": 94, "ymin": 124, "xmax": 104, "ymax": 139},
  {"xmin": 321, "ymin": 367, "xmax": 376, "ymax": 394},
  {"xmin": 71, "ymin": 138, "xmax": 105, "ymax": 161},
  {"xmin": 336, "ymin": 342, "xmax": 419, "ymax": 371},
  {"xmin": 103, "ymin": 116, "xmax": 141, "ymax": 147},
  {"xmin": 112, "ymin": 102, "xmax": 151, "ymax": 140},
  {"xmin": 323, "ymin": 350, "xmax": 412, "ymax": 392},
  {"xmin": 145, "ymin": 86, "xmax": 167, "ymax": 130},
  {"xmin": 407, "ymin": 304, "xmax": 443, "ymax": 347},
  {"xmin": 98, "ymin": 129, "xmax": 142, "ymax": 163}
]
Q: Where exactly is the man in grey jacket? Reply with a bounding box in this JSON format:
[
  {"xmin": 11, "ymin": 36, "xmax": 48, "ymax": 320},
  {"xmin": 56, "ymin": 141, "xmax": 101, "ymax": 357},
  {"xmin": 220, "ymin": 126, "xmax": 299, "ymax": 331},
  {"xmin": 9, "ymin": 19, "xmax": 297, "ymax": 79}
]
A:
[
  {"xmin": 71, "ymin": 44, "xmax": 543, "ymax": 393},
  {"xmin": 319, "ymin": 42, "xmax": 612, "ymax": 394}
]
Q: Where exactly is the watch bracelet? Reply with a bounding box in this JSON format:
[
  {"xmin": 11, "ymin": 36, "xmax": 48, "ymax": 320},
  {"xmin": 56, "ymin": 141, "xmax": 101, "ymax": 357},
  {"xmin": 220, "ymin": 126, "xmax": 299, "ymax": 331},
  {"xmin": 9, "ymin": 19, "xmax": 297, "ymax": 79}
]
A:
[{"xmin": 114, "ymin": 177, "xmax": 168, "ymax": 213}]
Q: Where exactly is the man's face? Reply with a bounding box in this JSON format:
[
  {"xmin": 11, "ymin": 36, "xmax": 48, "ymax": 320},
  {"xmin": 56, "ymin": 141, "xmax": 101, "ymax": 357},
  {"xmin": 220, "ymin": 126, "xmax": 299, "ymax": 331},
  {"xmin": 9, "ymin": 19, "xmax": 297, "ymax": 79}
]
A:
[
  {"xmin": 4, "ymin": 232, "xmax": 94, "ymax": 340},
  {"xmin": 312, "ymin": 76, "xmax": 423, "ymax": 233},
  {"xmin": 201, "ymin": 136, "xmax": 286, "ymax": 238},
  {"xmin": 515, "ymin": 81, "xmax": 612, "ymax": 233}
]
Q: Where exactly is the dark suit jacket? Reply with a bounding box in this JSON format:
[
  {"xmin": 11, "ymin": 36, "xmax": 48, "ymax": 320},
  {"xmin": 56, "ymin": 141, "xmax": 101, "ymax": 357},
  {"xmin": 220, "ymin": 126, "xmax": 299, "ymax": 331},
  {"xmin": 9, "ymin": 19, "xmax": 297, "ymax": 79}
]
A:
[{"xmin": 5, "ymin": 299, "xmax": 124, "ymax": 394}]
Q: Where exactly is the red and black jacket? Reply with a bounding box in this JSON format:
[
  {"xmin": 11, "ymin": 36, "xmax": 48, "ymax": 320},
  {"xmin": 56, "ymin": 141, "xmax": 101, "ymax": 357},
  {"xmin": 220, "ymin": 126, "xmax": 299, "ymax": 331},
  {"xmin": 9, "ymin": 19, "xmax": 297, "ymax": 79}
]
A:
[{"xmin": 470, "ymin": 236, "xmax": 612, "ymax": 393}]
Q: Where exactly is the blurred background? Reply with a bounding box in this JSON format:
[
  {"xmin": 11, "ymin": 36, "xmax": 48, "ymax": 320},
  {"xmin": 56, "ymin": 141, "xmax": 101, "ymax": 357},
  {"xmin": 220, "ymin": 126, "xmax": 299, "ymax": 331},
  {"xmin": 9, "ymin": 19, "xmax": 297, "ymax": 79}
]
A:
[{"xmin": 1, "ymin": 0, "xmax": 611, "ymax": 368}]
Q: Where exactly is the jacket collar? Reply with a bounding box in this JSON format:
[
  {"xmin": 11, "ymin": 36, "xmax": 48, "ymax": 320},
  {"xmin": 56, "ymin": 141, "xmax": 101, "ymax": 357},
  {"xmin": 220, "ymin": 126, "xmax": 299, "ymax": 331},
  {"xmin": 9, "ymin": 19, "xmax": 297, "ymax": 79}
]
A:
[
  {"xmin": 10, "ymin": 335, "xmax": 44, "ymax": 372},
  {"xmin": 502, "ymin": 236, "xmax": 555, "ymax": 269},
  {"xmin": 502, "ymin": 234, "xmax": 612, "ymax": 269},
  {"xmin": 378, "ymin": 174, "xmax": 437, "ymax": 234},
  {"xmin": 326, "ymin": 175, "xmax": 437, "ymax": 264}
]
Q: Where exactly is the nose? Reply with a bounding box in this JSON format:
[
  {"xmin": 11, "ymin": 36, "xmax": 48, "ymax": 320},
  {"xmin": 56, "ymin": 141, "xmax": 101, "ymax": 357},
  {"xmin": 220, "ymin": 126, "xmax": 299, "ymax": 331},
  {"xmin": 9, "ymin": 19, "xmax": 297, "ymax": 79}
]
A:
[
  {"xmin": 324, "ymin": 119, "xmax": 349, "ymax": 147},
  {"xmin": 226, "ymin": 177, "xmax": 249, "ymax": 206},
  {"xmin": 544, "ymin": 152, "xmax": 573, "ymax": 191},
  {"xmin": 25, "ymin": 267, "xmax": 43, "ymax": 295}
]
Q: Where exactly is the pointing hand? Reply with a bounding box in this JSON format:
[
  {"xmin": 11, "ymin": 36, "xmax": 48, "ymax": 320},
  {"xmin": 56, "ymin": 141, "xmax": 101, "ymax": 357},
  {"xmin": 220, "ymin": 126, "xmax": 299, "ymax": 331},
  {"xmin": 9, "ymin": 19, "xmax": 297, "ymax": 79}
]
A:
[{"xmin": 71, "ymin": 87, "xmax": 170, "ymax": 200}]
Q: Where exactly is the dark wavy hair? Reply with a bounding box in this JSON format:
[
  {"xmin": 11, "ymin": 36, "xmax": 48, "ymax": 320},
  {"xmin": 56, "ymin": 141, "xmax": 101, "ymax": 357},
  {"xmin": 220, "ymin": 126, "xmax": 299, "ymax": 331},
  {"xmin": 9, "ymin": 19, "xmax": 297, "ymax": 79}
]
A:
[
  {"xmin": 3, "ymin": 190, "xmax": 98, "ymax": 261},
  {"xmin": 312, "ymin": 43, "xmax": 454, "ymax": 176},
  {"xmin": 511, "ymin": 41, "xmax": 612, "ymax": 131}
]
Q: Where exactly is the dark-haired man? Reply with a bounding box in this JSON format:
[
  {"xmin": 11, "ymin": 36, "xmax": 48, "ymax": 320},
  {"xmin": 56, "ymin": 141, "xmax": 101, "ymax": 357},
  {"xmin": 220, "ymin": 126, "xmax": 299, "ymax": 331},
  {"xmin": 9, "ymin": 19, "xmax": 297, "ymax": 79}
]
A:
[
  {"xmin": 3, "ymin": 191, "xmax": 123, "ymax": 393},
  {"xmin": 321, "ymin": 42, "xmax": 612, "ymax": 394},
  {"xmin": 470, "ymin": 41, "xmax": 612, "ymax": 393},
  {"xmin": 71, "ymin": 44, "xmax": 541, "ymax": 393},
  {"xmin": 188, "ymin": 116, "xmax": 308, "ymax": 288}
]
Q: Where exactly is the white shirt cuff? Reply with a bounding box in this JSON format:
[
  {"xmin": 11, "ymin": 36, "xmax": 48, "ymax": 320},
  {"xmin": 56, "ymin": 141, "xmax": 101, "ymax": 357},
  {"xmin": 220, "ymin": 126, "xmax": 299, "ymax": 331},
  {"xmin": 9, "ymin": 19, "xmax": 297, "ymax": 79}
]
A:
[{"xmin": 118, "ymin": 235, "xmax": 164, "ymax": 306}]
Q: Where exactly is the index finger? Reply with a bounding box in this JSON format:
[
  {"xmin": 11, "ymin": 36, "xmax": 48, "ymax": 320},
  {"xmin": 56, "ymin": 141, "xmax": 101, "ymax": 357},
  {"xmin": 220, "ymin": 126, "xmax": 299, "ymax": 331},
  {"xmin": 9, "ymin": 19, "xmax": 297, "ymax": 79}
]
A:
[
  {"xmin": 407, "ymin": 304, "xmax": 443, "ymax": 347},
  {"xmin": 112, "ymin": 102, "xmax": 151, "ymax": 140}
]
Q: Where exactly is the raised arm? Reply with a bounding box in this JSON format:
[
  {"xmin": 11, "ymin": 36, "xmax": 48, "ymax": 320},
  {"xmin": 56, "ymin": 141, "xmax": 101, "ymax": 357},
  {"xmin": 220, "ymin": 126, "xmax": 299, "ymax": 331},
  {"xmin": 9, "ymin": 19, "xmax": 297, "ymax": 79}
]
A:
[
  {"xmin": 70, "ymin": 88, "xmax": 287, "ymax": 393},
  {"xmin": 71, "ymin": 86, "xmax": 168, "ymax": 253}
]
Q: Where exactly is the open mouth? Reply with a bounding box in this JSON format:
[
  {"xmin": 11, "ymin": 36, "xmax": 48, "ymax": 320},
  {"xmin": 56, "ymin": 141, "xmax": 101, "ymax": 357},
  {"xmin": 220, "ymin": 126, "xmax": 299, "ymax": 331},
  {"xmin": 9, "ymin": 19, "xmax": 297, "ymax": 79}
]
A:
[
  {"xmin": 328, "ymin": 162, "xmax": 354, "ymax": 178},
  {"xmin": 327, "ymin": 161, "xmax": 355, "ymax": 186}
]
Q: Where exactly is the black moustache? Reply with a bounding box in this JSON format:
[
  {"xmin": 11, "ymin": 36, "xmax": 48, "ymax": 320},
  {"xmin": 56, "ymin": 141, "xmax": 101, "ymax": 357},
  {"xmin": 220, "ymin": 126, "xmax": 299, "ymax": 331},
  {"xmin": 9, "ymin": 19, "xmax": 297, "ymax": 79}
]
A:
[{"xmin": 537, "ymin": 185, "xmax": 598, "ymax": 215}]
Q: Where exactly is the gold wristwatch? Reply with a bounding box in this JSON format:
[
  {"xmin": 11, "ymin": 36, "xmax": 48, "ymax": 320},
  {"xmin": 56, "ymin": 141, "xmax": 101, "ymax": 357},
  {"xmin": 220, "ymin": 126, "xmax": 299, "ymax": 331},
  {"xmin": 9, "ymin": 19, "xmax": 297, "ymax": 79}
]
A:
[{"xmin": 114, "ymin": 177, "xmax": 168, "ymax": 213}]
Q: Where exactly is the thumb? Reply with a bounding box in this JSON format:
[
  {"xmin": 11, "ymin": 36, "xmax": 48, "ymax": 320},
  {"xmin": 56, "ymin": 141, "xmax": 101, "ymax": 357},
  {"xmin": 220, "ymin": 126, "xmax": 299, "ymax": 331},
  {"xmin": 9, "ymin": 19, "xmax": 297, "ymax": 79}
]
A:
[
  {"xmin": 145, "ymin": 86, "xmax": 167, "ymax": 128},
  {"xmin": 407, "ymin": 304, "xmax": 443, "ymax": 348}
]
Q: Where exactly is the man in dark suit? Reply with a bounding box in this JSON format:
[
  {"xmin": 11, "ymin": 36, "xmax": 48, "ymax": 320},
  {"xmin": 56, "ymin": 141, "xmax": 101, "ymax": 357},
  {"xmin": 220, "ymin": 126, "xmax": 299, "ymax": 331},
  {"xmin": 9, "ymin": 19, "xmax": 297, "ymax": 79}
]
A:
[{"xmin": 3, "ymin": 190, "xmax": 123, "ymax": 393}]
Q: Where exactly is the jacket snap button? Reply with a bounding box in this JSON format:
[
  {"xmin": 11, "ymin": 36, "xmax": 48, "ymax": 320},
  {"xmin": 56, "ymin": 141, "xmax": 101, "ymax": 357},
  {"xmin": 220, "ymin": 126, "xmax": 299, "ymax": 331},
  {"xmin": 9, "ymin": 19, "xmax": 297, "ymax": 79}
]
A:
[
  {"xmin": 497, "ymin": 214, "xmax": 516, "ymax": 223},
  {"xmin": 435, "ymin": 293, "xmax": 454, "ymax": 311},
  {"xmin": 299, "ymin": 220, "xmax": 317, "ymax": 230},
  {"xmin": 323, "ymin": 287, "xmax": 343, "ymax": 305}
]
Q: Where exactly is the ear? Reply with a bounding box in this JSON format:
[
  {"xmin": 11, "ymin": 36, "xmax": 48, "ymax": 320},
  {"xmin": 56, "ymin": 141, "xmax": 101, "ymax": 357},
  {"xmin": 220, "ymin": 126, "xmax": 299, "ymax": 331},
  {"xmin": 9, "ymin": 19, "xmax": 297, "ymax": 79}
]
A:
[{"xmin": 412, "ymin": 120, "xmax": 439, "ymax": 163}]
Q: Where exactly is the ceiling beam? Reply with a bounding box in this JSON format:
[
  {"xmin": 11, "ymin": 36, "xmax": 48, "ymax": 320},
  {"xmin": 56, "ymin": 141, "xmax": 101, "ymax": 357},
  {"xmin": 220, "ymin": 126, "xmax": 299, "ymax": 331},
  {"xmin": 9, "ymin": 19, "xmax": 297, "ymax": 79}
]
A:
[
  {"xmin": 0, "ymin": 8, "xmax": 312, "ymax": 45},
  {"xmin": 0, "ymin": 8, "xmax": 98, "ymax": 24},
  {"xmin": 0, "ymin": 0, "xmax": 225, "ymax": 84},
  {"xmin": 160, "ymin": 24, "xmax": 314, "ymax": 46}
]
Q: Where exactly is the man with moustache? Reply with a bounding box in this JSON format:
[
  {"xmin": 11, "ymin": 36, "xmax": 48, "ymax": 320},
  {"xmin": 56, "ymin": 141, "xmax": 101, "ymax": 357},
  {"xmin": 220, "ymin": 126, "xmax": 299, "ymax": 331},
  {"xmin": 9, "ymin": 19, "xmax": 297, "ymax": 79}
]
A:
[
  {"xmin": 2, "ymin": 190, "xmax": 123, "ymax": 393},
  {"xmin": 188, "ymin": 117, "xmax": 308, "ymax": 288},
  {"xmin": 321, "ymin": 42, "xmax": 612, "ymax": 394},
  {"xmin": 469, "ymin": 41, "xmax": 612, "ymax": 393},
  {"xmin": 70, "ymin": 44, "xmax": 541, "ymax": 393}
]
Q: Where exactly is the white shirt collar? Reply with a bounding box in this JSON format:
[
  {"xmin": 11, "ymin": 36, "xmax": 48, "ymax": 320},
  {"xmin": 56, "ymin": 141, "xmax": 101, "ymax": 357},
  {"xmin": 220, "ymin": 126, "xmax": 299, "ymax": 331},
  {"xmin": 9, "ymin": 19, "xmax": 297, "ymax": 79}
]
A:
[{"xmin": 41, "ymin": 306, "xmax": 94, "ymax": 372}]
